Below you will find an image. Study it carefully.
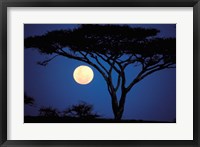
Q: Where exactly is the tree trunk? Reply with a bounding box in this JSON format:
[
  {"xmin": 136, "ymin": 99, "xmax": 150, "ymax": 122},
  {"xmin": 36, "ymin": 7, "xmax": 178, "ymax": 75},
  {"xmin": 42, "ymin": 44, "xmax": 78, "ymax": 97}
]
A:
[
  {"xmin": 114, "ymin": 109, "xmax": 124, "ymax": 120},
  {"xmin": 107, "ymin": 77, "xmax": 127, "ymax": 120},
  {"xmin": 110, "ymin": 92, "xmax": 119, "ymax": 120},
  {"xmin": 112, "ymin": 92, "xmax": 127, "ymax": 120}
]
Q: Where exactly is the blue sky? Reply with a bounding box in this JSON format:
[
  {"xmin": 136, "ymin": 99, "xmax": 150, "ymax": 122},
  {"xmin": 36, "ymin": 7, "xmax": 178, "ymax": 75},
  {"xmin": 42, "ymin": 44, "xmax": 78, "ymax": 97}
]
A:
[{"xmin": 24, "ymin": 24, "xmax": 176, "ymax": 121}]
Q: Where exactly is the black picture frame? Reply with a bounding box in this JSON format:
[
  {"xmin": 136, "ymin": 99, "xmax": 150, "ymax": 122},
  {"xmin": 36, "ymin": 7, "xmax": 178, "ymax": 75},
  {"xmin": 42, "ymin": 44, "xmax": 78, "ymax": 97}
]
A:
[{"xmin": 0, "ymin": 0, "xmax": 199, "ymax": 146}]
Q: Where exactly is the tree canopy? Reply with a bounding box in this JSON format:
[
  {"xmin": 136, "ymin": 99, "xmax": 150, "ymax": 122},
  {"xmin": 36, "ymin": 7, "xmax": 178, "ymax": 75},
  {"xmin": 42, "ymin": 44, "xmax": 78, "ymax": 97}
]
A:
[{"xmin": 25, "ymin": 24, "xmax": 175, "ymax": 56}]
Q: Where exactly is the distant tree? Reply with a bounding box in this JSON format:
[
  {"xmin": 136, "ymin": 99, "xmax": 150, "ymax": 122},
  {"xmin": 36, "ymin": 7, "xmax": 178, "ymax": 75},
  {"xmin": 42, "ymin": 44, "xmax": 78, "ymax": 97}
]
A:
[
  {"xmin": 63, "ymin": 102, "xmax": 100, "ymax": 119},
  {"xmin": 24, "ymin": 93, "xmax": 35, "ymax": 106},
  {"xmin": 25, "ymin": 24, "xmax": 176, "ymax": 120},
  {"xmin": 39, "ymin": 106, "xmax": 60, "ymax": 117}
]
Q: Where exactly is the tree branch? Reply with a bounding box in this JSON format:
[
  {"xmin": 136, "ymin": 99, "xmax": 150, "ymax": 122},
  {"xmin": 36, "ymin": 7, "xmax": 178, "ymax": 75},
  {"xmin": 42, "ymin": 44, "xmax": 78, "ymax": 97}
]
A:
[
  {"xmin": 96, "ymin": 53, "xmax": 121, "ymax": 74},
  {"xmin": 126, "ymin": 70, "xmax": 145, "ymax": 93},
  {"xmin": 37, "ymin": 55, "xmax": 59, "ymax": 66},
  {"xmin": 126, "ymin": 62, "xmax": 175, "ymax": 92},
  {"xmin": 114, "ymin": 74, "xmax": 121, "ymax": 91},
  {"xmin": 141, "ymin": 62, "xmax": 175, "ymax": 79},
  {"xmin": 56, "ymin": 50, "xmax": 108, "ymax": 82},
  {"xmin": 123, "ymin": 59, "xmax": 138, "ymax": 69},
  {"xmin": 115, "ymin": 61, "xmax": 126, "ymax": 93},
  {"xmin": 90, "ymin": 54, "xmax": 109, "ymax": 74}
]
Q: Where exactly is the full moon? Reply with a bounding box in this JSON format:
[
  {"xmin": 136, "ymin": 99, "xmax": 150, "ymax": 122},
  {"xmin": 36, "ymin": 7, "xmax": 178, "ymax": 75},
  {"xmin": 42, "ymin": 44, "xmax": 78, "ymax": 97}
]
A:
[{"xmin": 73, "ymin": 65, "xmax": 94, "ymax": 85}]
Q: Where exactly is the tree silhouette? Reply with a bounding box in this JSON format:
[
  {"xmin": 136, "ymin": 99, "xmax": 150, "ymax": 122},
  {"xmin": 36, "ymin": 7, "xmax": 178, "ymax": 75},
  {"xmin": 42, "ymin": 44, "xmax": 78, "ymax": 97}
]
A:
[
  {"xmin": 24, "ymin": 92, "xmax": 35, "ymax": 106},
  {"xmin": 39, "ymin": 106, "xmax": 60, "ymax": 117},
  {"xmin": 25, "ymin": 24, "xmax": 176, "ymax": 120},
  {"xmin": 63, "ymin": 101, "xmax": 100, "ymax": 119}
]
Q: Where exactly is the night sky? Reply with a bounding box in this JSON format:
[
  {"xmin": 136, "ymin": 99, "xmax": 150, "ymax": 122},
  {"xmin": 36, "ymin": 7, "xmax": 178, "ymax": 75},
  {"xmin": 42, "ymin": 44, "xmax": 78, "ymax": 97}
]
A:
[{"xmin": 24, "ymin": 24, "xmax": 176, "ymax": 122}]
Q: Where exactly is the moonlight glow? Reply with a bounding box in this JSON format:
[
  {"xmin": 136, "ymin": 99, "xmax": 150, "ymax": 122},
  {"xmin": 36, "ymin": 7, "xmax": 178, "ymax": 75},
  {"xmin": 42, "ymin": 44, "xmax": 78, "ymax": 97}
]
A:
[{"xmin": 73, "ymin": 65, "xmax": 94, "ymax": 85}]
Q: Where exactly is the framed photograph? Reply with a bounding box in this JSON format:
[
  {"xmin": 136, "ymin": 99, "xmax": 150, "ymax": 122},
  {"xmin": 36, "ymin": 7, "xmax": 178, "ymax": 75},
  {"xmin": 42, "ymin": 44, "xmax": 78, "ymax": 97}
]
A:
[{"xmin": 0, "ymin": 0, "xmax": 199, "ymax": 146}]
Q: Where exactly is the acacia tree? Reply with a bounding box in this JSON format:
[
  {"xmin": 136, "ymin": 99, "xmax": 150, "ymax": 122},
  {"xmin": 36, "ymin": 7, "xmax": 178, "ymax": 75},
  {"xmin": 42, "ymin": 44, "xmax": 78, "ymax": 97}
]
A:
[
  {"xmin": 39, "ymin": 106, "xmax": 60, "ymax": 117},
  {"xmin": 63, "ymin": 101, "xmax": 100, "ymax": 119},
  {"xmin": 25, "ymin": 24, "xmax": 176, "ymax": 120}
]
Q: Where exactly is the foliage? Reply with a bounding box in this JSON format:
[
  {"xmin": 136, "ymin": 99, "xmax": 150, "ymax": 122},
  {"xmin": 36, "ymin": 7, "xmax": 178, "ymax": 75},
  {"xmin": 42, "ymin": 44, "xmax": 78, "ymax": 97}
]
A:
[
  {"xmin": 39, "ymin": 106, "xmax": 60, "ymax": 117},
  {"xmin": 24, "ymin": 93, "xmax": 35, "ymax": 106},
  {"xmin": 63, "ymin": 101, "xmax": 100, "ymax": 119}
]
